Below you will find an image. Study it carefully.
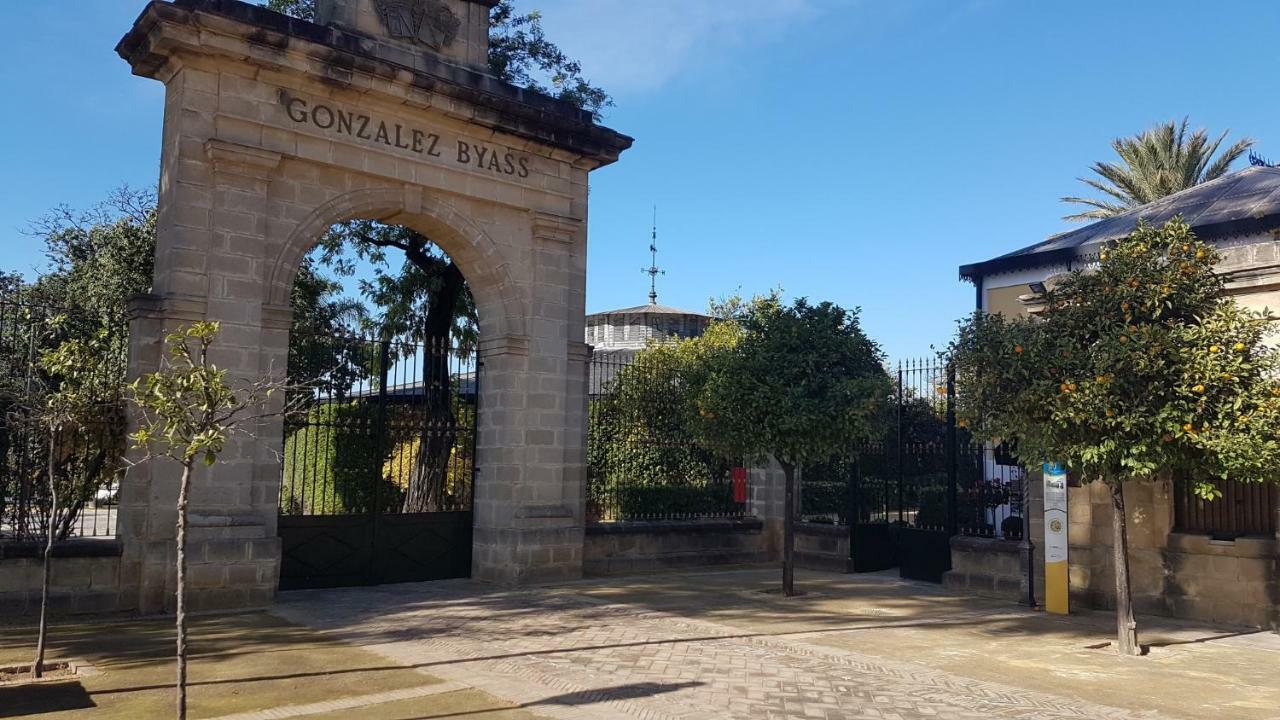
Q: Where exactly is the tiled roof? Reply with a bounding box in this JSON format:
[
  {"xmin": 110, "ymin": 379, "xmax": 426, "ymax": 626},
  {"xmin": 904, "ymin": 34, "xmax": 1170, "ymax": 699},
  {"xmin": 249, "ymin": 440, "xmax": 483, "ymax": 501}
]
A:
[
  {"xmin": 960, "ymin": 166, "xmax": 1280, "ymax": 281},
  {"xmin": 587, "ymin": 303, "xmax": 709, "ymax": 318}
]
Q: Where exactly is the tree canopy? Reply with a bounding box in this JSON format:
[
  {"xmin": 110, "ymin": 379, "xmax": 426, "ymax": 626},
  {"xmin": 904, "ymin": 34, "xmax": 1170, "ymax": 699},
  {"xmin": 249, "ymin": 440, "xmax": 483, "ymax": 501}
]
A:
[
  {"xmin": 693, "ymin": 295, "xmax": 890, "ymax": 470},
  {"xmin": 587, "ymin": 320, "xmax": 742, "ymax": 521},
  {"xmin": 263, "ymin": 0, "xmax": 611, "ymax": 118},
  {"xmin": 1062, "ymin": 118, "xmax": 1252, "ymax": 221},
  {"xmin": 690, "ymin": 295, "xmax": 889, "ymax": 595},
  {"xmin": 951, "ymin": 218, "xmax": 1280, "ymax": 495},
  {"xmin": 949, "ymin": 217, "xmax": 1280, "ymax": 654}
]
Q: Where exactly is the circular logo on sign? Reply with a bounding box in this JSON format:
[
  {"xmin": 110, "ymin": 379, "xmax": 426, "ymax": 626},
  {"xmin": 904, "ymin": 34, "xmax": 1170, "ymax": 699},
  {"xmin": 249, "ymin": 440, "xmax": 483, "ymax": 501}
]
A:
[{"xmin": 1049, "ymin": 519, "xmax": 1063, "ymax": 533}]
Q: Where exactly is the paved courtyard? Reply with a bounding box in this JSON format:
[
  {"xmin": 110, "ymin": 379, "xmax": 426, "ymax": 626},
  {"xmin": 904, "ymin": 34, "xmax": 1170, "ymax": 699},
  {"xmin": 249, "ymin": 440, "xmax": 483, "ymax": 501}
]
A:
[{"xmin": 272, "ymin": 567, "xmax": 1280, "ymax": 720}]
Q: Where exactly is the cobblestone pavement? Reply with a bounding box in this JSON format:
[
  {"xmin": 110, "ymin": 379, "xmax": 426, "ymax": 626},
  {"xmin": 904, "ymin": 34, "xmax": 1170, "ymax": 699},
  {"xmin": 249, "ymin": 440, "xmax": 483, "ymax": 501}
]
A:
[{"xmin": 272, "ymin": 578, "xmax": 1168, "ymax": 720}]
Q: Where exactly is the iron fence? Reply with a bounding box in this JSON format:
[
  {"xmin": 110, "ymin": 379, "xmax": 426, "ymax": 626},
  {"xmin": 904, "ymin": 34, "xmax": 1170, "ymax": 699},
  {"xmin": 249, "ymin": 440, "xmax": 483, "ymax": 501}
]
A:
[
  {"xmin": 1174, "ymin": 476, "xmax": 1277, "ymax": 539},
  {"xmin": 587, "ymin": 348, "xmax": 745, "ymax": 522},
  {"xmin": 799, "ymin": 441, "xmax": 1025, "ymax": 539},
  {"xmin": 0, "ymin": 295, "xmax": 127, "ymax": 542},
  {"xmin": 799, "ymin": 358, "xmax": 1026, "ymax": 540},
  {"xmin": 280, "ymin": 332, "xmax": 478, "ymax": 517}
]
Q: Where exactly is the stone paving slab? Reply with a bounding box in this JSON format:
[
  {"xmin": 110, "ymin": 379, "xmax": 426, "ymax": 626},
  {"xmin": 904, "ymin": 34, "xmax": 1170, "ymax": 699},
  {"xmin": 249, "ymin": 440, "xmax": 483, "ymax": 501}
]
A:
[{"xmin": 272, "ymin": 579, "xmax": 1167, "ymax": 720}]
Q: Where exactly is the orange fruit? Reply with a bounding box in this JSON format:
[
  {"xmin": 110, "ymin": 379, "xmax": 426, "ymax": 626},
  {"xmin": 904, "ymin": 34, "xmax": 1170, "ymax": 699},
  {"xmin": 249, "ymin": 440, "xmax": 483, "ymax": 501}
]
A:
[
  {"xmin": 1210, "ymin": 345, "xmax": 1221, "ymax": 353},
  {"xmin": 1193, "ymin": 384, "xmax": 1205, "ymax": 394},
  {"xmin": 1234, "ymin": 342, "xmax": 1246, "ymax": 352},
  {"xmin": 1014, "ymin": 345, "xmax": 1023, "ymax": 354}
]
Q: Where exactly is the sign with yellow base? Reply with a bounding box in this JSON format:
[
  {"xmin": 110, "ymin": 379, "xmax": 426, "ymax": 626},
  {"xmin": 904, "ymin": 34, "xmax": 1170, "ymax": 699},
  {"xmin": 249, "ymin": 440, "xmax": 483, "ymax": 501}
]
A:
[{"xmin": 1043, "ymin": 463, "xmax": 1069, "ymax": 615}]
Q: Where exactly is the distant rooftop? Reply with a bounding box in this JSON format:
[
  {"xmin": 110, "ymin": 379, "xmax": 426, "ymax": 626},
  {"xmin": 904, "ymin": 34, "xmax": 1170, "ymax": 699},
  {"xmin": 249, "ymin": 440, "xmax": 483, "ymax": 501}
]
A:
[
  {"xmin": 960, "ymin": 165, "xmax": 1280, "ymax": 282},
  {"xmin": 587, "ymin": 302, "xmax": 709, "ymax": 318}
]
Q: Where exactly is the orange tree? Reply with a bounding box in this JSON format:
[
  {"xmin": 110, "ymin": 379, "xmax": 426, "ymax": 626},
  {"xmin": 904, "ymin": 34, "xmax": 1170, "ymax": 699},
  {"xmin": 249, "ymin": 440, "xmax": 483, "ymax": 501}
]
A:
[
  {"xmin": 693, "ymin": 296, "xmax": 889, "ymax": 596},
  {"xmin": 949, "ymin": 217, "xmax": 1280, "ymax": 655}
]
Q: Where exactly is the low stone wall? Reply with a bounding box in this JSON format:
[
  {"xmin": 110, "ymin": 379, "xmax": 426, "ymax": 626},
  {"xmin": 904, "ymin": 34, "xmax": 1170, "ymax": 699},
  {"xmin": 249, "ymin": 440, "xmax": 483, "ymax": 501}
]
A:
[
  {"xmin": 584, "ymin": 518, "xmax": 772, "ymax": 576},
  {"xmin": 942, "ymin": 536, "xmax": 1025, "ymax": 601},
  {"xmin": 948, "ymin": 473, "xmax": 1280, "ymax": 629},
  {"xmin": 1062, "ymin": 479, "xmax": 1279, "ymax": 629},
  {"xmin": 1068, "ymin": 532, "xmax": 1278, "ymax": 628},
  {"xmin": 795, "ymin": 523, "xmax": 851, "ymax": 573},
  {"xmin": 0, "ymin": 540, "xmax": 134, "ymax": 616}
]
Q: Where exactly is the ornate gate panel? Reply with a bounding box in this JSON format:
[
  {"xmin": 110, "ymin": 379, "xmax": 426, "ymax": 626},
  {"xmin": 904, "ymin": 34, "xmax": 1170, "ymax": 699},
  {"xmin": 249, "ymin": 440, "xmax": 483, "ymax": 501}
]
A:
[
  {"xmin": 800, "ymin": 358, "xmax": 1028, "ymax": 583},
  {"xmin": 278, "ymin": 332, "xmax": 478, "ymax": 590}
]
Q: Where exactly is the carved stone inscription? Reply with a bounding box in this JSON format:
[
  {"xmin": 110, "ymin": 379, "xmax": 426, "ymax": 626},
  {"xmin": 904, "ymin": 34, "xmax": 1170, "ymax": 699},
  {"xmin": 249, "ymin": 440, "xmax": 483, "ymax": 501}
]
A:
[
  {"xmin": 281, "ymin": 91, "xmax": 531, "ymax": 179},
  {"xmin": 373, "ymin": 0, "xmax": 460, "ymax": 49}
]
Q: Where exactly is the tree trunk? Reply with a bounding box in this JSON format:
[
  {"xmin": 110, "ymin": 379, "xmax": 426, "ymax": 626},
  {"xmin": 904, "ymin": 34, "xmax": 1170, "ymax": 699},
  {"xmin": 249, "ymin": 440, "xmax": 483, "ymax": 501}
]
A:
[
  {"xmin": 1110, "ymin": 480, "xmax": 1140, "ymax": 656},
  {"xmin": 176, "ymin": 461, "xmax": 193, "ymax": 719},
  {"xmin": 782, "ymin": 461, "xmax": 796, "ymax": 597},
  {"xmin": 401, "ymin": 262, "xmax": 464, "ymax": 514},
  {"xmin": 32, "ymin": 435, "xmax": 56, "ymax": 680}
]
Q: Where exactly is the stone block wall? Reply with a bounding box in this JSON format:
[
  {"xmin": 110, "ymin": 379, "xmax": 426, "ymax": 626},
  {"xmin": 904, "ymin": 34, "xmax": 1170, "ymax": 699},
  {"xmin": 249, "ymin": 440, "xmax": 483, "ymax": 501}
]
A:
[
  {"xmin": 1064, "ymin": 479, "xmax": 1278, "ymax": 628},
  {"xmin": 583, "ymin": 459, "xmax": 789, "ymax": 577},
  {"xmin": 0, "ymin": 542, "xmax": 133, "ymax": 616},
  {"xmin": 584, "ymin": 518, "xmax": 771, "ymax": 576},
  {"xmin": 942, "ymin": 536, "xmax": 1027, "ymax": 601},
  {"xmin": 794, "ymin": 524, "xmax": 851, "ymax": 573},
  {"xmin": 949, "ymin": 470, "xmax": 1280, "ymax": 629}
]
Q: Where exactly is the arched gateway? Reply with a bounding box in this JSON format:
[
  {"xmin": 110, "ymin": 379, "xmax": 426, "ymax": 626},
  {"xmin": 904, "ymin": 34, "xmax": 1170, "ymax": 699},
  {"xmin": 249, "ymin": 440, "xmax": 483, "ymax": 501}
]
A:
[{"xmin": 115, "ymin": 0, "xmax": 631, "ymax": 613}]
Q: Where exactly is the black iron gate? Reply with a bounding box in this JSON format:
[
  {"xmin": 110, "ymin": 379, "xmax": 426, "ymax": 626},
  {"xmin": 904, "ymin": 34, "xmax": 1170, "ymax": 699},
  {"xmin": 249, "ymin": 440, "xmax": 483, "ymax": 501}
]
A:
[
  {"xmin": 277, "ymin": 333, "xmax": 478, "ymax": 590},
  {"xmin": 801, "ymin": 358, "xmax": 1027, "ymax": 583}
]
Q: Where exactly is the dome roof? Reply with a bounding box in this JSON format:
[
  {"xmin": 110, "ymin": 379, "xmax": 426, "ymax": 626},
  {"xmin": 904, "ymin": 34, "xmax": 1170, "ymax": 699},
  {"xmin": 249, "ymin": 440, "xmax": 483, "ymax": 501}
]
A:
[{"xmin": 586, "ymin": 302, "xmax": 709, "ymax": 319}]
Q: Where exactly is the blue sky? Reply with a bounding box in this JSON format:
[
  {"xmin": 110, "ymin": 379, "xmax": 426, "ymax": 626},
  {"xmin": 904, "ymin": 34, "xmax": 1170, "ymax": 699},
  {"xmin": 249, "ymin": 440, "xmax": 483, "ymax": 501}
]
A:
[{"xmin": 1, "ymin": 0, "xmax": 1276, "ymax": 359}]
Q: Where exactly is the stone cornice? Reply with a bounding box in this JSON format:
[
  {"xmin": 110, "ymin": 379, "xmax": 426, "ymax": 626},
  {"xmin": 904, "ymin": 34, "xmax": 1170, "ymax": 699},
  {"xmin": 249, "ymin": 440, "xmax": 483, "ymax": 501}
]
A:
[
  {"xmin": 566, "ymin": 341, "xmax": 591, "ymax": 363},
  {"xmin": 205, "ymin": 139, "xmax": 283, "ymax": 182},
  {"xmin": 530, "ymin": 211, "xmax": 581, "ymax": 245},
  {"xmin": 126, "ymin": 293, "xmax": 209, "ymax": 323},
  {"xmin": 117, "ymin": 0, "xmax": 632, "ymax": 168},
  {"xmin": 260, "ymin": 303, "xmax": 294, "ymax": 331},
  {"xmin": 478, "ymin": 333, "xmax": 529, "ymax": 358}
]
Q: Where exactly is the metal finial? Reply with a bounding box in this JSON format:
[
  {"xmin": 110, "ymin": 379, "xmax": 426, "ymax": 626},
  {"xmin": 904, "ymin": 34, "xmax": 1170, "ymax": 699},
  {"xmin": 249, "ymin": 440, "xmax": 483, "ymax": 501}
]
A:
[{"xmin": 641, "ymin": 205, "xmax": 665, "ymax": 304}]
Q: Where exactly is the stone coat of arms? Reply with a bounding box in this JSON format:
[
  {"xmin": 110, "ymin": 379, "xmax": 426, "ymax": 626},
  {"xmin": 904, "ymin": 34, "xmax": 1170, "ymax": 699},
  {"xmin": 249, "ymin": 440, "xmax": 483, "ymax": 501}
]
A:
[{"xmin": 373, "ymin": 0, "xmax": 461, "ymax": 50}]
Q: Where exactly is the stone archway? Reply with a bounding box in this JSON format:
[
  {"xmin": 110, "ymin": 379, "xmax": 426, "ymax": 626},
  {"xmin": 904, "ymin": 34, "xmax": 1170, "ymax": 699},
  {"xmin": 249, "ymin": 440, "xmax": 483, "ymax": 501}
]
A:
[{"xmin": 114, "ymin": 0, "xmax": 631, "ymax": 613}]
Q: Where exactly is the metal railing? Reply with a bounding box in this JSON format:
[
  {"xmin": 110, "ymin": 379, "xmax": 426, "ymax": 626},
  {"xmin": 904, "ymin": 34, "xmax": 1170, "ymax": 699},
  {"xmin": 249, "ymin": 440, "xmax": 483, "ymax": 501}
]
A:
[
  {"xmin": 1174, "ymin": 477, "xmax": 1278, "ymax": 539},
  {"xmin": 0, "ymin": 296, "xmax": 127, "ymax": 542},
  {"xmin": 799, "ymin": 358, "xmax": 1027, "ymax": 540},
  {"xmin": 280, "ymin": 332, "xmax": 478, "ymax": 517}
]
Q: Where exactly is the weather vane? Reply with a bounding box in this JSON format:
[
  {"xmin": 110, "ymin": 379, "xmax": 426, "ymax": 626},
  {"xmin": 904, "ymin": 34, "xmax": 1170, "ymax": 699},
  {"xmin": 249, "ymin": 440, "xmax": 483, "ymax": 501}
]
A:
[{"xmin": 641, "ymin": 206, "xmax": 665, "ymax": 304}]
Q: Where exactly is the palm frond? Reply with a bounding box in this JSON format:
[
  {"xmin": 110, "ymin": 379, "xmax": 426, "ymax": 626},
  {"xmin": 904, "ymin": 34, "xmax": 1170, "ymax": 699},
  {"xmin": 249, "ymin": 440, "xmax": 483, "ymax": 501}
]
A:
[{"xmin": 1062, "ymin": 118, "xmax": 1251, "ymax": 220}]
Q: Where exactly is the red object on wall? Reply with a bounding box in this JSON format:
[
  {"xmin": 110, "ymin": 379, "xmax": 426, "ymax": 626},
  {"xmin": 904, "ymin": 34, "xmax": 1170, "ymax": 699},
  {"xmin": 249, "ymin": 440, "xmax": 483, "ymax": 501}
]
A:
[{"xmin": 731, "ymin": 467, "xmax": 748, "ymax": 503}]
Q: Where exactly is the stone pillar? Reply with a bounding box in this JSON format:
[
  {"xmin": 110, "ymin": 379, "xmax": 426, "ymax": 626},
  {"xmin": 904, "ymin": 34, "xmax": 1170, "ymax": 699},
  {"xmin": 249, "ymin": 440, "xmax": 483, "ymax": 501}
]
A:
[
  {"xmin": 471, "ymin": 210, "xmax": 588, "ymax": 584},
  {"xmin": 122, "ymin": 94, "xmax": 287, "ymax": 612},
  {"xmin": 750, "ymin": 459, "xmax": 788, "ymax": 561}
]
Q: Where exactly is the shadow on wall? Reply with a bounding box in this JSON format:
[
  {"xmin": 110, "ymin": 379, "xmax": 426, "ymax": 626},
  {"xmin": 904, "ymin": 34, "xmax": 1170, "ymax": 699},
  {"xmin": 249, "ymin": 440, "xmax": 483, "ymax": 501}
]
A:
[
  {"xmin": 1158, "ymin": 546, "xmax": 1186, "ymax": 619},
  {"xmin": 1270, "ymin": 556, "xmax": 1279, "ymax": 634}
]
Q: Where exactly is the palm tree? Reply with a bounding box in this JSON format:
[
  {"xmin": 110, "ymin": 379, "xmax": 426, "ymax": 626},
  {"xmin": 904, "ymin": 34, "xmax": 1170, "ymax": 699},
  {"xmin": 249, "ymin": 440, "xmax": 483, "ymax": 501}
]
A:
[{"xmin": 1062, "ymin": 118, "xmax": 1252, "ymax": 221}]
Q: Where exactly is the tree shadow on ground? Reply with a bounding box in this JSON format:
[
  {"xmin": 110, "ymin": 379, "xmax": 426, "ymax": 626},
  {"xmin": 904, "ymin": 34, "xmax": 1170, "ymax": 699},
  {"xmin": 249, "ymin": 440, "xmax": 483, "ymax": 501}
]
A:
[
  {"xmin": 401, "ymin": 681, "xmax": 705, "ymax": 720},
  {"xmin": 0, "ymin": 680, "xmax": 95, "ymax": 718}
]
